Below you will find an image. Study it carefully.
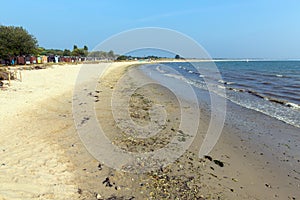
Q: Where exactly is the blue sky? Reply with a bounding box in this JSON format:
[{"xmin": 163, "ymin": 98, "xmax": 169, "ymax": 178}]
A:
[{"xmin": 1, "ymin": 0, "xmax": 300, "ymax": 58}]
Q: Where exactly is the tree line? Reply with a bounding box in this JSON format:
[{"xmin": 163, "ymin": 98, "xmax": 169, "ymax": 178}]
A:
[
  {"xmin": 36, "ymin": 45, "xmax": 89, "ymax": 57},
  {"xmin": 0, "ymin": 25, "xmax": 117, "ymax": 60},
  {"xmin": 0, "ymin": 25, "xmax": 180, "ymax": 62}
]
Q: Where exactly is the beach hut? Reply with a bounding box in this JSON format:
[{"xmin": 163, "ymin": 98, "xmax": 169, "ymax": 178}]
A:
[
  {"xmin": 65, "ymin": 57, "xmax": 71, "ymax": 62},
  {"xmin": 47, "ymin": 55, "xmax": 56, "ymax": 63},
  {"xmin": 59, "ymin": 57, "xmax": 65, "ymax": 62},
  {"xmin": 30, "ymin": 56, "xmax": 37, "ymax": 64},
  {"xmin": 0, "ymin": 59, "xmax": 3, "ymax": 65},
  {"xmin": 42, "ymin": 56, "xmax": 48, "ymax": 64},
  {"xmin": 25, "ymin": 56, "xmax": 31, "ymax": 65},
  {"xmin": 17, "ymin": 56, "xmax": 25, "ymax": 65},
  {"xmin": 37, "ymin": 56, "xmax": 42, "ymax": 64}
]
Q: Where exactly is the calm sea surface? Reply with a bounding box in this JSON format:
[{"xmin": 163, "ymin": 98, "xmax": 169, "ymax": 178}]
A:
[{"xmin": 141, "ymin": 61, "xmax": 300, "ymax": 128}]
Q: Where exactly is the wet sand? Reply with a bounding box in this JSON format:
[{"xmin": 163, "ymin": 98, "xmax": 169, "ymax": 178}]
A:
[{"xmin": 0, "ymin": 62, "xmax": 299, "ymax": 199}]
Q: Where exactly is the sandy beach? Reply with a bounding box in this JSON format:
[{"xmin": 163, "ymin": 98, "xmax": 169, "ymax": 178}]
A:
[
  {"xmin": 0, "ymin": 62, "xmax": 299, "ymax": 199},
  {"xmin": 0, "ymin": 64, "xmax": 82, "ymax": 199}
]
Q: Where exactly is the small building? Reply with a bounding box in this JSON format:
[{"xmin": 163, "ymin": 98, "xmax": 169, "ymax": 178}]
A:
[
  {"xmin": 17, "ymin": 56, "xmax": 25, "ymax": 65},
  {"xmin": 42, "ymin": 56, "xmax": 48, "ymax": 64},
  {"xmin": 0, "ymin": 59, "xmax": 5, "ymax": 66},
  {"xmin": 30, "ymin": 56, "xmax": 37, "ymax": 64},
  {"xmin": 37, "ymin": 56, "xmax": 42, "ymax": 64},
  {"xmin": 25, "ymin": 56, "xmax": 31, "ymax": 65}
]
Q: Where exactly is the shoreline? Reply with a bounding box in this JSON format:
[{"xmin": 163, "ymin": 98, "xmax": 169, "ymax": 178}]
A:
[
  {"xmin": 0, "ymin": 62, "xmax": 299, "ymax": 199},
  {"xmin": 75, "ymin": 62, "xmax": 300, "ymax": 199},
  {"xmin": 137, "ymin": 63, "xmax": 300, "ymax": 199}
]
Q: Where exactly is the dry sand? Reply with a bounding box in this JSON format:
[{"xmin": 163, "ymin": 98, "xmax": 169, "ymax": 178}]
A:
[
  {"xmin": 0, "ymin": 62, "xmax": 145, "ymax": 199},
  {"xmin": 0, "ymin": 62, "xmax": 299, "ymax": 200},
  {"xmin": 0, "ymin": 65, "xmax": 82, "ymax": 199}
]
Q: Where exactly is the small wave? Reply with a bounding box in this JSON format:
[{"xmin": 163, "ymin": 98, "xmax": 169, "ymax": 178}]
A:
[
  {"xmin": 199, "ymin": 75, "xmax": 205, "ymax": 78},
  {"xmin": 226, "ymin": 82, "xmax": 235, "ymax": 85},
  {"xmin": 188, "ymin": 70, "xmax": 194, "ymax": 74},
  {"xmin": 265, "ymin": 97, "xmax": 288, "ymax": 105},
  {"xmin": 243, "ymin": 77, "xmax": 256, "ymax": 81},
  {"xmin": 164, "ymin": 73, "xmax": 185, "ymax": 81},
  {"xmin": 156, "ymin": 65, "xmax": 166, "ymax": 73},
  {"xmin": 247, "ymin": 90, "xmax": 265, "ymax": 99},
  {"xmin": 226, "ymin": 87, "xmax": 300, "ymax": 110},
  {"xmin": 248, "ymin": 72, "xmax": 288, "ymax": 78},
  {"xmin": 246, "ymin": 90, "xmax": 300, "ymax": 110},
  {"xmin": 228, "ymin": 87, "xmax": 246, "ymax": 92},
  {"xmin": 285, "ymin": 85, "xmax": 300, "ymax": 89},
  {"xmin": 285, "ymin": 102, "xmax": 300, "ymax": 110},
  {"xmin": 262, "ymin": 82, "xmax": 272, "ymax": 85},
  {"xmin": 218, "ymin": 80, "xmax": 235, "ymax": 85},
  {"xmin": 247, "ymin": 91, "xmax": 287, "ymax": 105}
]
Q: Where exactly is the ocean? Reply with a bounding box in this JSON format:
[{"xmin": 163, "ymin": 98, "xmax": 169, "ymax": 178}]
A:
[{"xmin": 140, "ymin": 61, "xmax": 300, "ymax": 128}]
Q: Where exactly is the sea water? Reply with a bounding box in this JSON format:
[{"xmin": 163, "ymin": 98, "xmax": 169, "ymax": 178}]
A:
[{"xmin": 140, "ymin": 61, "xmax": 300, "ymax": 128}]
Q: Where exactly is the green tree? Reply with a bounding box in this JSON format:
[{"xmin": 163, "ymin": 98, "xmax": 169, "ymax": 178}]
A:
[
  {"xmin": 108, "ymin": 50, "xmax": 114, "ymax": 59},
  {"xmin": 71, "ymin": 48, "xmax": 80, "ymax": 56},
  {"xmin": 73, "ymin": 45, "xmax": 78, "ymax": 51},
  {"xmin": 175, "ymin": 54, "xmax": 181, "ymax": 59},
  {"xmin": 72, "ymin": 48, "xmax": 86, "ymax": 57},
  {"xmin": 63, "ymin": 49, "xmax": 71, "ymax": 56},
  {"xmin": 116, "ymin": 55, "xmax": 128, "ymax": 61},
  {"xmin": 0, "ymin": 25, "xmax": 38, "ymax": 59},
  {"xmin": 83, "ymin": 45, "xmax": 88, "ymax": 57},
  {"xmin": 38, "ymin": 48, "xmax": 63, "ymax": 56},
  {"xmin": 36, "ymin": 47, "xmax": 45, "ymax": 55},
  {"xmin": 78, "ymin": 49, "xmax": 85, "ymax": 57}
]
